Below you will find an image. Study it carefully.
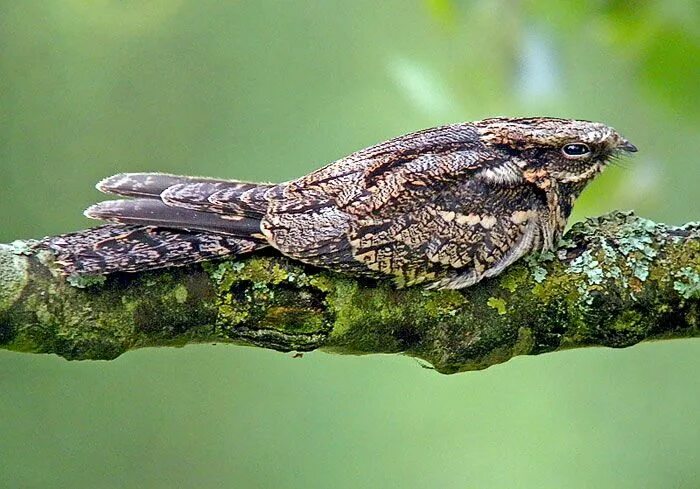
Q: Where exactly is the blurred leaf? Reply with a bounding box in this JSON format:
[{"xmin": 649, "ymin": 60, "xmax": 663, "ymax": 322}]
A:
[
  {"xmin": 524, "ymin": 0, "xmax": 606, "ymax": 28},
  {"xmin": 61, "ymin": 0, "xmax": 184, "ymax": 35},
  {"xmin": 639, "ymin": 28, "xmax": 700, "ymax": 120},
  {"xmin": 388, "ymin": 58, "xmax": 456, "ymax": 118},
  {"xmin": 424, "ymin": 0, "xmax": 457, "ymax": 27}
]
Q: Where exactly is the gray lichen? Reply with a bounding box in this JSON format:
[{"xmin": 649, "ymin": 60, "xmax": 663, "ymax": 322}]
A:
[
  {"xmin": 560, "ymin": 212, "xmax": 673, "ymax": 306},
  {"xmin": 674, "ymin": 267, "xmax": 700, "ymax": 299}
]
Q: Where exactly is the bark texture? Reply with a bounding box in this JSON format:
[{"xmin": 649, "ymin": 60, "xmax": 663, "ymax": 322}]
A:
[{"xmin": 0, "ymin": 211, "xmax": 698, "ymax": 374}]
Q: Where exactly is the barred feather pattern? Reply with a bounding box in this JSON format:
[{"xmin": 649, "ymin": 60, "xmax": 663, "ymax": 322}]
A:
[{"xmin": 35, "ymin": 225, "xmax": 262, "ymax": 275}]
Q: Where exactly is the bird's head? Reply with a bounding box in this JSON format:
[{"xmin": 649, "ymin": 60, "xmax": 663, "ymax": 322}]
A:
[{"xmin": 473, "ymin": 117, "xmax": 637, "ymax": 188}]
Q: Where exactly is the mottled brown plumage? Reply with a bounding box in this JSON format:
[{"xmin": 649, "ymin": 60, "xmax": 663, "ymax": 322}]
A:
[{"xmin": 40, "ymin": 117, "xmax": 637, "ymax": 289}]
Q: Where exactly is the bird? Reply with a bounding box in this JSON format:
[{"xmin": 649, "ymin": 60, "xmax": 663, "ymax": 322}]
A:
[{"xmin": 42, "ymin": 117, "xmax": 637, "ymax": 289}]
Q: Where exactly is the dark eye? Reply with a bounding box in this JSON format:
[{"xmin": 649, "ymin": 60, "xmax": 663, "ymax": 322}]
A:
[{"xmin": 562, "ymin": 143, "xmax": 591, "ymax": 157}]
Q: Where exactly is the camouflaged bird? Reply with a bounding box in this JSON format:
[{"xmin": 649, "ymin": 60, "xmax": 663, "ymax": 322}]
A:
[{"xmin": 42, "ymin": 117, "xmax": 637, "ymax": 289}]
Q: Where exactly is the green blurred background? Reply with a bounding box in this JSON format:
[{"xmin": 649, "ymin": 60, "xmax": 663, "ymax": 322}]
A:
[{"xmin": 1, "ymin": 1, "xmax": 699, "ymax": 487}]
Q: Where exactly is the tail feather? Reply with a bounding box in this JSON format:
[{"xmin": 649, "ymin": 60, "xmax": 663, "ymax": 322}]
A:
[
  {"xmin": 159, "ymin": 181, "xmax": 236, "ymax": 211},
  {"xmin": 70, "ymin": 172, "xmax": 276, "ymax": 275},
  {"xmin": 96, "ymin": 173, "xmax": 247, "ymax": 199},
  {"xmin": 84, "ymin": 199, "xmax": 264, "ymax": 238},
  {"xmin": 162, "ymin": 183, "xmax": 271, "ymax": 217},
  {"xmin": 37, "ymin": 225, "xmax": 263, "ymax": 275},
  {"xmin": 209, "ymin": 185, "xmax": 272, "ymax": 216}
]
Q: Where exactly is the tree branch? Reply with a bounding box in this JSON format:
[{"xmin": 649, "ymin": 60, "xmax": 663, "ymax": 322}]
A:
[{"xmin": 0, "ymin": 211, "xmax": 698, "ymax": 373}]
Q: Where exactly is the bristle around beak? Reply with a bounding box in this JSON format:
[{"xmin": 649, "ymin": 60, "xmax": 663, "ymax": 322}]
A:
[{"xmin": 619, "ymin": 140, "xmax": 638, "ymax": 153}]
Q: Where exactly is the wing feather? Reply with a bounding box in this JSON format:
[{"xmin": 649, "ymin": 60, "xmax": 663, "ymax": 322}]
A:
[{"xmin": 284, "ymin": 123, "xmax": 518, "ymax": 219}]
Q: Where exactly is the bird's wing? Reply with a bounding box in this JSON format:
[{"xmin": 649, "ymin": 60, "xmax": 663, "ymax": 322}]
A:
[
  {"xmin": 264, "ymin": 124, "xmax": 540, "ymax": 286},
  {"xmin": 284, "ymin": 123, "xmax": 524, "ymax": 219}
]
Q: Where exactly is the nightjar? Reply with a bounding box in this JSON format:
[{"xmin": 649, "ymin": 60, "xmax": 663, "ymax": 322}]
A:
[{"xmin": 44, "ymin": 117, "xmax": 637, "ymax": 289}]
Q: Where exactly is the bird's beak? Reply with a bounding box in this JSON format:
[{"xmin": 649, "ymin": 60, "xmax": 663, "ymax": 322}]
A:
[{"xmin": 618, "ymin": 139, "xmax": 638, "ymax": 153}]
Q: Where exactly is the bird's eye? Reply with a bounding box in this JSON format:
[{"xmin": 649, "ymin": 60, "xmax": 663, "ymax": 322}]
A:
[{"xmin": 562, "ymin": 143, "xmax": 591, "ymax": 158}]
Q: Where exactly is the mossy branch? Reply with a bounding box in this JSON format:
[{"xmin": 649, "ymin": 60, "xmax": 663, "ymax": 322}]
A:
[{"xmin": 1, "ymin": 211, "xmax": 698, "ymax": 374}]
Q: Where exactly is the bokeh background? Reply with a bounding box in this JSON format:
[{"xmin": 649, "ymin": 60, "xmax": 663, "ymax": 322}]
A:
[{"xmin": 1, "ymin": 1, "xmax": 699, "ymax": 487}]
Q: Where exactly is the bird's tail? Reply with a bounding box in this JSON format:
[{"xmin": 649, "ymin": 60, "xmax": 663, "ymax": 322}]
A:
[
  {"xmin": 37, "ymin": 224, "xmax": 263, "ymax": 276},
  {"xmin": 41, "ymin": 173, "xmax": 275, "ymax": 276}
]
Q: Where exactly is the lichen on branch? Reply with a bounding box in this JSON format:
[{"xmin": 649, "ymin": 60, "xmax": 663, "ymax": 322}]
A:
[{"xmin": 0, "ymin": 211, "xmax": 698, "ymax": 374}]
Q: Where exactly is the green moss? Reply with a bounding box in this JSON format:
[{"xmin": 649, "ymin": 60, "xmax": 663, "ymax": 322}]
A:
[
  {"xmin": 422, "ymin": 289, "xmax": 466, "ymax": 316},
  {"xmin": 607, "ymin": 309, "xmax": 651, "ymax": 346},
  {"xmin": 204, "ymin": 256, "xmax": 330, "ymax": 349},
  {"xmin": 218, "ymin": 297, "xmax": 250, "ymax": 325},
  {"xmin": 9, "ymin": 280, "xmax": 130, "ymax": 359},
  {"xmin": 206, "ymin": 256, "xmax": 311, "ymax": 290},
  {"xmin": 173, "ymin": 284, "xmax": 189, "ymax": 303},
  {"xmin": 239, "ymin": 257, "xmax": 291, "ymax": 284},
  {"xmin": 258, "ymin": 306, "xmax": 325, "ymax": 333},
  {"xmin": 499, "ymin": 267, "xmax": 528, "ymax": 292},
  {"xmin": 325, "ymin": 280, "xmax": 368, "ymax": 339},
  {"xmin": 3, "ymin": 335, "xmax": 41, "ymax": 353},
  {"xmin": 67, "ymin": 273, "xmax": 107, "ymax": 289},
  {"xmin": 325, "ymin": 280, "xmax": 450, "ymax": 354},
  {"xmin": 511, "ymin": 327, "xmax": 535, "ymax": 356},
  {"xmin": 530, "ymin": 266, "xmax": 578, "ymax": 303},
  {"xmin": 500, "ymin": 275, "xmax": 519, "ymax": 293},
  {"xmin": 447, "ymin": 325, "xmax": 537, "ymax": 373},
  {"xmin": 3, "ymin": 266, "xmax": 224, "ymax": 359},
  {"xmin": 0, "ymin": 245, "xmax": 29, "ymax": 314},
  {"xmin": 487, "ymin": 297, "xmax": 507, "ymax": 315},
  {"xmin": 308, "ymin": 273, "xmax": 335, "ymax": 292}
]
